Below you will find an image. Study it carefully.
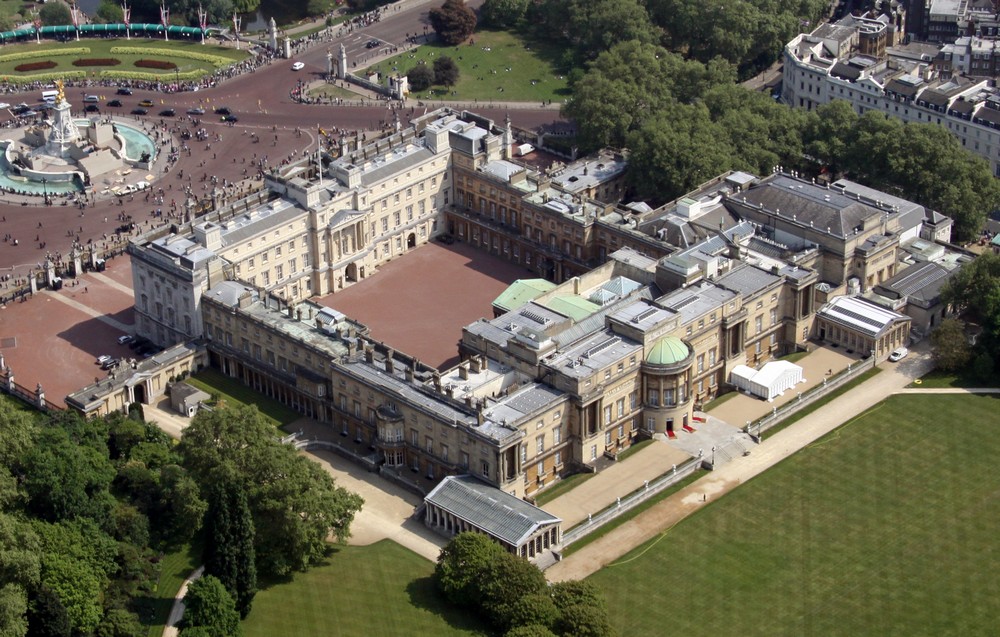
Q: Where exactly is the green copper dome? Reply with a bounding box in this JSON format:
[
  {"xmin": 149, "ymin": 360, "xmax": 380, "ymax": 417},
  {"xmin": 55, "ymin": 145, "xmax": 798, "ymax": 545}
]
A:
[{"xmin": 646, "ymin": 336, "xmax": 690, "ymax": 366}]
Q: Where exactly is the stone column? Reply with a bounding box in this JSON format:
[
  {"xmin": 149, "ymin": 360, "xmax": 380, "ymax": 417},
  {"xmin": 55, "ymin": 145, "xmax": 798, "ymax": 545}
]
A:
[{"xmin": 35, "ymin": 383, "xmax": 45, "ymax": 409}]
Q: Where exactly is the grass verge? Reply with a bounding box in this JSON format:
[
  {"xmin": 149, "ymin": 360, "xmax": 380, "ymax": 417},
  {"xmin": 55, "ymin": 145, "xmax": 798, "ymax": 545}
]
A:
[
  {"xmin": 186, "ymin": 368, "xmax": 300, "ymax": 429},
  {"xmin": 242, "ymin": 540, "xmax": 487, "ymax": 637},
  {"xmin": 588, "ymin": 393, "xmax": 1000, "ymax": 636},
  {"xmin": 562, "ymin": 470, "xmax": 703, "ymax": 558},
  {"xmin": 907, "ymin": 368, "xmax": 993, "ymax": 388},
  {"xmin": 533, "ymin": 472, "xmax": 594, "ymax": 506},
  {"xmin": 703, "ymin": 391, "xmax": 738, "ymax": 412}
]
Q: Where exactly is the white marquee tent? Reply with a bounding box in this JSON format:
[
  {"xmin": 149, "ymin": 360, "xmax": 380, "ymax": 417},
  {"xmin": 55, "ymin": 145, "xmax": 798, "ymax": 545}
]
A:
[{"xmin": 730, "ymin": 360, "xmax": 805, "ymax": 401}]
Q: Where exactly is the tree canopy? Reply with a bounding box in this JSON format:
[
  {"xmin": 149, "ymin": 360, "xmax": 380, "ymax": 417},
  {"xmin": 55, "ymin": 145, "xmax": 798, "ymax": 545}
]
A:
[
  {"xmin": 179, "ymin": 404, "xmax": 363, "ymax": 577},
  {"xmin": 429, "ymin": 0, "xmax": 477, "ymax": 46}
]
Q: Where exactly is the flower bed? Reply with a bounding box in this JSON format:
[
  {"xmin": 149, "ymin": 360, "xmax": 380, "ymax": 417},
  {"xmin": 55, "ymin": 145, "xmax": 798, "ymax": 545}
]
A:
[
  {"xmin": 134, "ymin": 59, "xmax": 177, "ymax": 70},
  {"xmin": 73, "ymin": 58, "xmax": 121, "ymax": 67},
  {"xmin": 14, "ymin": 61, "xmax": 56, "ymax": 72}
]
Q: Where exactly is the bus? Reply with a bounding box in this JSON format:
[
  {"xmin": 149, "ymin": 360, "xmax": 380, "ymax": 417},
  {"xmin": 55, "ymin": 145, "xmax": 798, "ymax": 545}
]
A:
[{"xmin": 41, "ymin": 90, "xmax": 58, "ymax": 103}]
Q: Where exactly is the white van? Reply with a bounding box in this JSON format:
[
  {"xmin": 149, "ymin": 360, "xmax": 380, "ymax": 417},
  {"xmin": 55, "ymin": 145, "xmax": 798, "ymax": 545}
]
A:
[
  {"xmin": 41, "ymin": 90, "xmax": 58, "ymax": 104},
  {"xmin": 83, "ymin": 95, "xmax": 100, "ymax": 103}
]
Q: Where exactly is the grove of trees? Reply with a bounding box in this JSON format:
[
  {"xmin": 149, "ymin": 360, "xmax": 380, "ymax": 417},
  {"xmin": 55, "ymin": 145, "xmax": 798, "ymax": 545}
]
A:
[
  {"xmin": 0, "ymin": 403, "xmax": 206, "ymax": 637},
  {"xmin": 435, "ymin": 533, "xmax": 615, "ymax": 637},
  {"xmin": 937, "ymin": 252, "xmax": 1000, "ymax": 381},
  {"xmin": 0, "ymin": 399, "xmax": 363, "ymax": 637}
]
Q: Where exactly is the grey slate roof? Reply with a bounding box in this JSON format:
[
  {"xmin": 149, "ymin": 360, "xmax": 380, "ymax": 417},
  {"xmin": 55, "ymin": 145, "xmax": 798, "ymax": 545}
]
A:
[
  {"xmin": 714, "ymin": 263, "xmax": 782, "ymax": 298},
  {"xmin": 425, "ymin": 475, "xmax": 561, "ymax": 547}
]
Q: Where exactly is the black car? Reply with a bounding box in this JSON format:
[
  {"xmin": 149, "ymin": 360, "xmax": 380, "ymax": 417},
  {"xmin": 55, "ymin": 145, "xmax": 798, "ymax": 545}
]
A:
[
  {"xmin": 366, "ymin": 39, "xmax": 379, "ymax": 48},
  {"xmin": 116, "ymin": 88, "xmax": 132, "ymax": 95},
  {"xmin": 131, "ymin": 108, "xmax": 148, "ymax": 115},
  {"xmin": 107, "ymin": 99, "xmax": 123, "ymax": 107},
  {"xmin": 221, "ymin": 114, "xmax": 239, "ymax": 123},
  {"xmin": 84, "ymin": 104, "xmax": 100, "ymax": 113},
  {"xmin": 214, "ymin": 106, "xmax": 231, "ymax": 115},
  {"xmin": 159, "ymin": 108, "xmax": 175, "ymax": 116}
]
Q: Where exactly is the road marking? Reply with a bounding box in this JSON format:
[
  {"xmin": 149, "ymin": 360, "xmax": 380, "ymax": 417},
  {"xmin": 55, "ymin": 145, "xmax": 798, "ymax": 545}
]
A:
[{"xmin": 40, "ymin": 289, "xmax": 130, "ymax": 332}]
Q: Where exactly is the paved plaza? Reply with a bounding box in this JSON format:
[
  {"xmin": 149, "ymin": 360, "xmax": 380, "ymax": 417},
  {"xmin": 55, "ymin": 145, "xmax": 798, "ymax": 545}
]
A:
[{"xmin": 317, "ymin": 241, "xmax": 532, "ymax": 370}]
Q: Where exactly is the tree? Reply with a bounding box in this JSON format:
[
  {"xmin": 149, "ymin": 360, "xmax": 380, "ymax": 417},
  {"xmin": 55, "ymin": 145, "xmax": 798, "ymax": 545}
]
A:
[
  {"xmin": 502, "ymin": 593, "xmax": 559, "ymax": 632},
  {"xmin": 479, "ymin": 0, "xmax": 529, "ymax": 28},
  {"xmin": 550, "ymin": 580, "xmax": 606, "ymax": 613},
  {"xmin": 626, "ymin": 103, "xmax": 735, "ymax": 203},
  {"xmin": 433, "ymin": 56, "xmax": 460, "ymax": 87},
  {"xmin": 479, "ymin": 553, "xmax": 548, "ymax": 627},
  {"xmin": 202, "ymin": 469, "xmax": 256, "ymax": 619},
  {"xmin": 942, "ymin": 251, "xmax": 1000, "ymax": 342},
  {"xmin": 562, "ymin": 41, "xmax": 733, "ymax": 151},
  {"xmin": 25, "ymin": 586, "xmax": 70, "ymax": 637},
  {"xmin": 429, "ymin": 0, "xmax": 477, "ymax": 46},
  {"xmin": 802, "ymin": 100, "xmax": 859, "ymax": 174},
  {"xmin": 434, "ymin": 532, "xmax": 507, "ymax": 607},
  {"xmin": 554, "ymin": 603, "xmax": 615, "ymax": 637},
  {"xmin": 931, "ymin": 318, "xmax": 971, "ymax": 372},
  {"xmin": 94, "ymin": 608, "xmax": 143, "ymax": 637},
  {"xmin": 21, "ymin": 428, "xmax": 115, "ymax": 523},
  {"xmin": 39, "ymin": 3, "xmax": 72, "ymax": 26},
  {"xmin": 180, "ymin": 405, "xmax": 362, "ymax": 578},
  {"xmin": 182, "ymin": 576, "xmax": 242, "ymax": 637},
  {"xmin": 95, "ymin": 1, "xmax": 124, "ymax": 23},
  {"xmin": 0, "ymin": 583, "xmax": 29, "ymax": 637},
  {"xmin": 407, "ymin": 64, "xmax": 435, "ymax": 92},
  {"xmin": 505, "ymin": 626, "xmax": 558, "ymax": 637}
]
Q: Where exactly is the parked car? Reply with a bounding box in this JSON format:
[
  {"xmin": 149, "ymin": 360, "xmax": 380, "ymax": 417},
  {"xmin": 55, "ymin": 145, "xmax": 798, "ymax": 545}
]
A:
[
  {"xmin": 101, "ymin": 358, "xmax": 119, "ymax": 370},
  {"xmin": 138, "ymin": 99, "xmax": 155, "ymax": 107},
  {"xmin": 291, "ymin": 61, "xmax": 304, "ymax": 71},
  {"xmin": 186, "ymin": 107, "xmax": 205, "ymax": 115},
  {"xmin": 96, "ymin": 354, "xmax": 112, "ymax": 365},
  {"xmin": 107, "ymin": 99, "xmax": 123, "ymax": 107},
  {"xmin": 131, "ymin": 108, "xmax": 148, "ymax": 115},
  {"xmin": 888, "ymin": 347, "xmax": 909, "ymax": 362},
  {"xmin": 117, "ymin": 88, "xmax": 133, "ymax": 95},
  {"xmin": 117, "ymin": 335, "xmax": 133, "ymax": 345}
]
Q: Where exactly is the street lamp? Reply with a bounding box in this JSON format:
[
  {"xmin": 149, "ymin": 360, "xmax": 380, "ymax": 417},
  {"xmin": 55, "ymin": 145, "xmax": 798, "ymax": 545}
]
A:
[{"xmin": 41, "ymin": 177, "xmax": 48, "ymax": 206}]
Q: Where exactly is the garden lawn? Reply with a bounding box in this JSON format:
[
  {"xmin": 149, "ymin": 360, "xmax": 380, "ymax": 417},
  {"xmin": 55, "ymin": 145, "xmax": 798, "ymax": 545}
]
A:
[
  {"xmin": 186, "ymin": 368, "xmax": 300, "ymax": 429},
  {"xmin": 588, "ymin": 393, "xmax": 1000, "ymax": 636},
  {"xmin": 0, "ymin": 39, "xmax": 247, "ymax": 78},
  {"xmin": 367, "ymin": 29, "xmax": 570, "ymax": 103},
  {"xmin": 140, "ymin": 537, "xmax": 203, "ymax": 637},
  {"xmin": 242, "ymin": 540, "xmax": 487, "ymax": 637}
]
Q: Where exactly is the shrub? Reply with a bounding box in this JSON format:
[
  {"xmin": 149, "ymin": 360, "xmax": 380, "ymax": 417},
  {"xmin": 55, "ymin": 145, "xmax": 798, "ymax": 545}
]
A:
[
  {"xmin": 100, "ymin": 69, "xmax": 206, "ymax": 81},
  {"xmin": 14, "ymin": 61, "xmax": 56, "ymax": 72},
  {"xmin": 134, "ymin": 59, "xmax": 177, "ymax": 70},
  {"xmin": 73, "ymin": 58, "xmax": 121, "ymax": 67}
]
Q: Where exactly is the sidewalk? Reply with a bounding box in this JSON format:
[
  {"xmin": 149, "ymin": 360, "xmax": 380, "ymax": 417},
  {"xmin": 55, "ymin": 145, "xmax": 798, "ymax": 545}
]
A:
[{"xmin": 545, "ymin": 343, "xmax": 936, "ymax": 582}]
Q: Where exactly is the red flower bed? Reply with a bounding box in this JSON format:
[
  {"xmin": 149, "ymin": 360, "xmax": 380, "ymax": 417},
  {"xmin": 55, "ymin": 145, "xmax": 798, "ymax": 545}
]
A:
[
  {"xmin": 134, "ymin": 59, "xmax": 177, "ymax": 70},
  {"xmin": 14, "ymin": 61, "xmax": 56, "ymax": 72},
  {"xmin": 73, "ymin": 58, "xmax": 121, "ymax": 67}
]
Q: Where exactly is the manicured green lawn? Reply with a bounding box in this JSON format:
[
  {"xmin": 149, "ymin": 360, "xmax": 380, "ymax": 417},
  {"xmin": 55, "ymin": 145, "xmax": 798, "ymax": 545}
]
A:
[
  {"xmin": 703, "ymin": 390, "xmax": 738, "ymax": 411},
  {"xmin": 0, "ymin": 0, "xmax": 29, "ymax": 20},
  {"xmin": 141, "ymin": 536, "xmax": 204, "ymax": 637},
  {"xmin": 186, "ymin": 368, "xmax": 300, "ymax": 429},
  {"xmin": 308, "ymin": 83, "xmax": 366, "ymax": 99},
  {"xmin": 0, "ymin": 38, "xmax": 247, "ymax": 78},
  {"xmin": 367, "ymin": 29, "xmax": 571, "ymax": 103},
  {"xmin": 589, "ymin": 394, "xmax": 1000, "ymax": 636},
  {"xmin": 533, "ymin": 471, "xmax": 594, "ymax": 506},
  {"xmin": 242, "ymin": 540, "xmax": 487, "ymax": 637}
]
